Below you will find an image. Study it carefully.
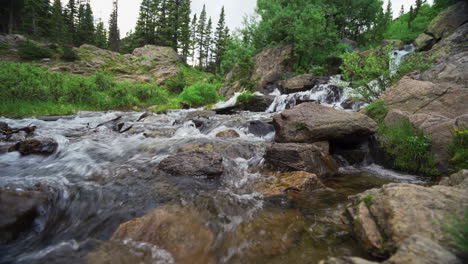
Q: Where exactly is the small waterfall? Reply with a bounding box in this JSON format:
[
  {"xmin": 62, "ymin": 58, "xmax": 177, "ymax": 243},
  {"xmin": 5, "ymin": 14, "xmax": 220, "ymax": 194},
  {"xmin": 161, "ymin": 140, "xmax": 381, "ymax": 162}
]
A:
[{"xmin": 390, "ymin": 44, "xmax": 415, "ymax": 75}]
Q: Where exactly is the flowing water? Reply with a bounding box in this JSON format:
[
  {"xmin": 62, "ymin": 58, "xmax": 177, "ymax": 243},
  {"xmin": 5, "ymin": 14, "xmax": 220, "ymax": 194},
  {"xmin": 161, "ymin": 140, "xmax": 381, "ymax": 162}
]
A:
[{"xmin": 0, "ymin": 47, "xmax": 424, "ymax": 264}]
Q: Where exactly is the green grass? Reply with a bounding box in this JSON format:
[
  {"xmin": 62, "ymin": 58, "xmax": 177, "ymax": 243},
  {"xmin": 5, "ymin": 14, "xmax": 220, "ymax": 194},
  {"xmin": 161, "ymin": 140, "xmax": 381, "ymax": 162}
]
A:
[
  {"xmin": 440, "ymin": 211, "xmax": 468, "ymax": 253},
  {"xmin": 0, "ymin": 61, "xmax": 170, "ymax": 117},
  {"xmin": 364, "ymin": 100, "xmax": 388, "ymax": 123},
  {"xmin": 236, "ymin": 91, "xmax": 254, "ymax": 105},
  {"xmin": 378, "ymin": 120, "xmax": 439, "ymax": 176},
  {"xmin": 177, "ymin": 83, "xmax": 223, "ymax": 107},
  {"xmin": 448, "ymin": 128, "xmax": 468, "ymax": 172}
]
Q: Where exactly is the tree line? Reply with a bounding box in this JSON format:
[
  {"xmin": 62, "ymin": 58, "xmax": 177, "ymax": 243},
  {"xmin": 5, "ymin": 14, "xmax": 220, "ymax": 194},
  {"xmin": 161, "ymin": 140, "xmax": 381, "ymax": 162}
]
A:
[{"xmin": 0, "ymin": 0, "xmax": 120, "ymax": 51}]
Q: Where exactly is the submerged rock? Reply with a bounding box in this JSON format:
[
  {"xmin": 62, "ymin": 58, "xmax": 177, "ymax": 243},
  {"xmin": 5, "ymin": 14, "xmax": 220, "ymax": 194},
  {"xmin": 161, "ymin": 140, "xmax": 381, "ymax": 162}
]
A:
[
  {"xmin": 273, "ymin": 103, "xmax": 378, "ymax": 144},
  {"xmin": 0, "ymin": 189, "xmax": 47, "ymax": 244},
  {"xmin": 8, "ymin": 139, "xmax": 58, "ymax": 156},
  {"xmin": 264, "ymin": 142, "xmax": 338, "ymax": 177},
  {"xmin": 215, "ymin": 129, "xmax": 240, "ymax": 138},
  {"xmin": 112, "ymin": 204, "xmax": 214, "ymax": 264},
  {"xmin": 158, "ymin": 148, "xmax": 223, "ymax": 178},
  {"xmin": 255, "ymin": 171, "xmax": 327, "ymax": 196},
  {"xmin": 246, "ymin": 120, "xmax": 275, "ymax": 137}
]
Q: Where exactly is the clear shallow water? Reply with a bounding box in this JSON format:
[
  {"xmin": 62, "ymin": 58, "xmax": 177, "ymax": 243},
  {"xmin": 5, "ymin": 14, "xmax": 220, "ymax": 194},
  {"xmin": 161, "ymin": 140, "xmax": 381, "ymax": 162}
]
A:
[{"xmin": 0, "ymin": 107, "xmax": 428, "ymax": 264}]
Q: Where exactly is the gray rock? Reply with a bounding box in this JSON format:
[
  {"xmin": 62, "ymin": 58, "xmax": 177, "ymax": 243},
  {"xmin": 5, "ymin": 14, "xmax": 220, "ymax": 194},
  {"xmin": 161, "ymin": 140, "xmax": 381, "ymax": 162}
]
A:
[
  {"xmin": 425, "ymin": 1, "xmax": 468, "ymax": 40},
  {"xmin": 158, "ymin": 148, "xmax": 223, "ymax": 178}
]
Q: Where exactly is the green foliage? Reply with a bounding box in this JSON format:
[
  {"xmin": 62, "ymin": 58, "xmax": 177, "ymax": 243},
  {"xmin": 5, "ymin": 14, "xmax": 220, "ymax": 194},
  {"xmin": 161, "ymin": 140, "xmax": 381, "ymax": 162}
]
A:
[
  {"xmin": 364, "ymin": 100, "xmax": 388, "ymax": 123},
  {"xmin": 177, "ymin": 83, "xmax": 222, "ymax": 107},
  {"xmin": 361, "ymin": 194, "xmax": 375, "ymax": 207},
  {"xmin": 61, "ymin": 46, "xmax": 79, "ymax": 62},
  {"xmin": 236, "ymin": 91, "xmax": 254, "ymax": 105},
  {"xmin": 0, "ymin": 62, "xmax": 169, "ymax": 117},
  {"xmin": 0, "ymin": 100, "xmax": 79, "ymax": 118},
  {"xmin": 440, "ymin": 210, "xmax": 468, "ymax": 253},
  {"xmin": 448, "ymin": 128, "xmax": 468, "ymax": 171},
  {"xmin": 18, "ymin": 42, "xmax": 54, "ymax": 60},
  {"xmin": 0, "ymin": 43, "xmax": 10, "ymax": 52},
  {"xmin": 378, "ymin": 120, "xmax": 439, "ymax": 176},
  {"xmin": 165, "ymin": 71, "xmax": 187, "ymax": 94}
]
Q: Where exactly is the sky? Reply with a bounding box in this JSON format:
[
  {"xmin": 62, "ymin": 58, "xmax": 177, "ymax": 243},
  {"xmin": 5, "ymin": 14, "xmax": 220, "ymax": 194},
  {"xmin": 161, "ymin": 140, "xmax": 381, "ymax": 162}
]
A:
[{"xmin": 63, "ymin": 0, "xmax": 433, "ymax": 35}]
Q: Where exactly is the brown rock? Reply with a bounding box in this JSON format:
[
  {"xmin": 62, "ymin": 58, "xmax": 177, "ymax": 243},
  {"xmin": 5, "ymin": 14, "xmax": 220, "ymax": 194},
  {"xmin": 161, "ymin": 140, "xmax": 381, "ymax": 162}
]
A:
[
  {"xmin": 264, "ymin": 142, "xmax": 338, "ymax": 177},
  {"xmin": 278, "ymin": 74, "xmax": 327, "ymax": 94},
  {"xmin": 8, "ymin": 139, "xmax": 58, "ymax": 156},
  {"xmin": 215, "ymin": 129, "xmax": 240, "ymax": 138},
  {"xmin": 132, "ymin": 45, "xmax": 180, "ymax": 63},
  {"xmin": 252, "ymin": 45, "xmax": 295, "ymax": 91},
  {"xmin": 112, "ymin": 204, "xmax": 214, "ymax": 264},
  {"xmin": 255, "ymin": 171, "xmax": 326, "ymax": 196},
  {"xmin": 158, "ymin": 148, "xmax": 223, "ymax": 178},
  {"xmin": 273, "ymin": 103, "xmax": 378, "ymax": 144},
  {"xmin": 414, "ymin": 33, "xmax": 436, "ymax": 51},
  {"xmin": 439, "ymin": 169, "xmax": 468, "ymax": 188}
]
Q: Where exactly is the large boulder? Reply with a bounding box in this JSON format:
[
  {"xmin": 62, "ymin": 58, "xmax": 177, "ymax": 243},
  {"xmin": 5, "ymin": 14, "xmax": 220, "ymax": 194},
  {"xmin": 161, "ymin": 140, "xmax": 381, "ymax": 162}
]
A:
[
  {"xmin": 439, "ymin": 169, "xmax": 468, "ymax": 188},
  {"xmin": 149, "ymin": 63, "xmax": 180, "ymax": 85},
  {"xmin": 277, "ymin": 74, "xmax": 329, "ymax": 94},
  {"xmin": 112, "ymin": 204, "xmax": 215, "ymax": 264},
  {"xmin": 158, "ymin": 148, "xmax": 223, "ymax": 178},
  {"xmin": 252, "ymin": 45, "xmax": 295, "ymax": 92},
  {"xmin": 0, "ymin": 189, "xmax": 47, "ymax": 244},
  {"xmin": 264, "ymin": 142, "xmax": 339, "ymax": 177},
  {"xmin": 344, "ymin": 183, "xmax": 468, "ymax": 257},
  {"xmin": 273, "ymin": 103, "xmax": 378, "ymax": 144},
  {"xmin": 132, "ymin": 45, "xmax": 180, "ymax": 63},
  {"xmin": 8, "ymin": 139, "xmax": 58, "ymax": 156},
  {"xmin": 425, "ymin": 1, "xmax": 468, "ymax": 40},
  {"xmin": 255, "ymin": 171, "xmax": 326, "ymax": 196}
]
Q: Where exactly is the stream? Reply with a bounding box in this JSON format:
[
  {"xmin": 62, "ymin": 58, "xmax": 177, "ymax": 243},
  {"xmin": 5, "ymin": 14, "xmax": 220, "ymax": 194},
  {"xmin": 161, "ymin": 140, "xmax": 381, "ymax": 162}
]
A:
[{"xmin": 0, "ymin": 46, "xmax": 426, "ymax": 264}]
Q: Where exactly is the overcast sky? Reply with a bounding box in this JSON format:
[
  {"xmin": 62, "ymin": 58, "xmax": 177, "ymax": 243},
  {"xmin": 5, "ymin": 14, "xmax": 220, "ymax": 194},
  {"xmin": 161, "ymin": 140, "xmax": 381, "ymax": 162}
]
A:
[{"xmin": 63, "ymin": 0, "xmax": 433, "ymax": 35}]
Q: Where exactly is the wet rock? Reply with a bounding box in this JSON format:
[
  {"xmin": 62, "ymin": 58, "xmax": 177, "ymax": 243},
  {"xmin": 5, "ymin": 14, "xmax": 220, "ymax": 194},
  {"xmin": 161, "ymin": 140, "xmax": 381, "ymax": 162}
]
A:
[
  {"xmin": 215, "ymin": 129, "xmax": 240, "ymax": 138},
  {"xmin": 8, "ymin": 139, "xmax": 58, "ymax": 156},
  {"xmin": 320, "ymin": 257, "xmax": 378, "ymax": 264},
  {"xmin": 344, "ymin": 183, "xmax": 468, "ymax": 257},
  {"xmin": 0, "ymin": 189, "xmax": 47, "ymax": 244},
  {"xmin": 185, "ymin": 110, "xmax": 216, "ymax": 120},
  {"xmin": 252, "ymin": 45, "xmax": 295, "ymax": 91},
  {"xmin": 112, "ymin": 204, "xmax": 215, "ymax": 264},
  {"xmin": 278, "ymin": 74, "xmax": 329, "ymax": 94},
  {"xmin": 255, "ymin": 171, "xmax": 326, "ymax": 196},
  {"xmin": 425, "ymin": 1, "xmax": 468, "ymax": 40},
  {"xmin": 341, "ymin": 99, "xmax": 367, "ymax": 111},
  {"xmin": 247, "ymin": 120, "xmax": 275, "ymax": 137},
  {"xmin": 220, "ymin": 209, "xmax": 305, "ymax": 262},
  {"xmin": 241, "ymin": 95, "xmax": 275, "ymax": 112},
  {"xmin": 439, "ymin": 169, "xmax": 468, "ymax": 188},
  {"xmin": 414, "ymin": 33, "xmax": 436, "ymax": 51},
  {"xmin": 158, "ymin": 148, "xmax": 223, "ymax": 178},
  {"xmin": 264, "ymin": 142, "xmax": 339, "ymax": 177},
  {"xmin": 273, "ymin": 103, "xmax": 378, "ymax": 144}
]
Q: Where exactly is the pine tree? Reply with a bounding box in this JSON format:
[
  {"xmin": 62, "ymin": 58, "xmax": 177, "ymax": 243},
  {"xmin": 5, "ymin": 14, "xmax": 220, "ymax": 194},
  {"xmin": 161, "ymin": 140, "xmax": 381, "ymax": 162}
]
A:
[
  {"xmin": 94, "ymin": 19, "xmax": 108, "ymax": 49},
  {"xmin": 108, "ymin": 0, "xmax": 120, "ymax": 51},
  {"xmin": 76, "ymin": 3, "xmax": 95, "ymax": 46},
  {"xmin": 135, "ymin": 0, "xmax": 158, "ymax": 46},
  {"xmin": 50, "ymin": 0, "xmax": 66, "ymax": 43},
  {"xmin": 64, "ymin": 0, "xmax": 78, "ymax": 44},
  {"xmin": 197, "ymin": 5, "xmax": 207, "ymax": 68},
  {"xmin": 21, "ymin": 0, "xmax": 51, "ymax": 38},
  {"xmin": 213, "ymin": 7, "xmax": 228, "ymax": 73},
  {"xmin": 204, "ymin": 17, "xmax": 212, "ymax": 69},
  {"xmin": 399, "ymin": 5, "xmax": 405, "ymax": 16},
  {"xmin": 156, "ymin": 0, "xmax": 170, "ymax": 46},
  {"xmin": 178, "ymin": 0, "xmax": 191, "ymax": 62},
  {"xmin": 408, "ymin": 5, "xmax": 414, "ymax": 29},
  {"xmin": 190, "ymin": 14, "xmax": 198, "ymax": 64}
]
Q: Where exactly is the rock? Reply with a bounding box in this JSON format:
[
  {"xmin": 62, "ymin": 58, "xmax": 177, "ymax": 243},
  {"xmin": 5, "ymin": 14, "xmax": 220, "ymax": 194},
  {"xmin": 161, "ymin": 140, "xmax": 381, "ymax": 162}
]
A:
[
  {"xmin": 380, "ymin": 39, "xmax": 404, "ymax": 50},
  {"xmin": 273, "ymin": 103, "xmax": 378, "ymax": 144},
  {"xmin": 112, "ymin": 204, "xmax": 215, "ymax": 264},
  {"xmin": 255, "ymin": 171, "xmax": 326, "ymax": 196},
  {"xmin": 0, "ymin": 189, "xmax": 47, "ymax": 244},
  {"xmin": 158, "ymin": 148, "xmax": 223, "ymax": 178},
  {"xmin": 251, "ymin": 45, "xmax": 295, "ymax": 91},
  {"xmin": 345, "ymin": 183, "xmax": 468, "ymax": 257},
  {"xmin": 425, "ymin": 1, "xmax": 468, "ymax": 40},
  {"xmin": 79, "ymin": 44, "xmax": 119, "ymax": 57},
  {"xmin": 241, "ymin": 95, "xmax": 275, "ymax": 112},
  {"xmin": 117, "ymin": 75, "xmax": 152, "ymax": 83},
  {"xmin": 414, "ymin": 33, "xmax": 436, "ymax": 51},
  {"xmin": 278, "ymin": 74, "xmax": 328, "ymax": 94},
  {"xmin": 381, "ymin": 77, "xmax": 467, "ymax": 119},
  {"xmin": 0, "ymin": 34, "xmax": 27, "ymax": 47},
  {"xmin": 264, "ymin": 142, "xmax": 339, "ymax": 177},
  {"xmin": 383, "ymin": 109, "xmax": 410, "ymax": 126},
  {"xmin": 246, "ymin": 121, "xmax": 275, "ymax": 137},
  {"xmin": 150, "ymin": 63, "xmax": 180, "ymax": 85},
  {"xmin": 439, "ymin": 169, "xmax": 468, "ymax": 188},
  {"xmin": 319, "ymin": 257, "xmax": 378, "ymax": 264},
  {"xmin": 215, "ymin": 129, "xmax": 240, "ymax": 138},
  {"xmin": 48, "ymin": 66, "xmax": 72, "ymax": 73},
  {"xmin": 340, "ymin": 99, "xmax": 367, "ymax": 111},
  {"xmin": 341, "ymin": 38, "xmax": 358, "ymax": 50},
  {"xmin": 8, "ymin": 139, "xmax": 58, "ymax": 156},
  {"xmin": 132, "ymin": 45, "xmax": 180, "ymax": 63}
]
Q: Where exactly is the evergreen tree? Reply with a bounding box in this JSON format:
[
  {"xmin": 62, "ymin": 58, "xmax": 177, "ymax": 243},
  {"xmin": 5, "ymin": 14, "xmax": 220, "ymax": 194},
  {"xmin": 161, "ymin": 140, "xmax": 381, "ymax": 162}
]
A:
[
  {"xmin": 399, "ymin": 5, "xmax": 405, "ymax": 16},
  {"xmin": 76, "ymin": 3, "xmax": 95, "ymax": 46},
  {"xmin": 167, "ymin": 0, "xmax": 180, "ymax": 50},
  {"xmin": 108, "ymin": 0, "xmax": 120, "ymax": 51},
  {"xmin": 204, "ymin": 17, "xmax": 212, "ymax": 68},
  {"xmin": 50, "ymin": 0, "xmax": 66, "ymax": 43},
  {"xmin": 408, "ymin": 5, "xmax": 414, "ymax": 29},
  {"xmin": 134, "ymin": 0, "xmax": 158, "ymax": 46},
  {"xmin": 178, "ymin": 0, "xmax": 191, "ymax": 62},
  {"xmin": 64, "ymin": 0, "xmax": 78, "ymax": 44},
  {"xmin": 190, "ymin": 14, "xmax": 198, "ymax": 64},
  {"xmin": 156, "ymin": 0, "xmax": 171, "ymax": 46},
  {"xmin": 21, "ymin": 0, "xmax": 51, "ymax": 38},
  {"xmin": 94, "ymin": 19, "xmax": 108, "ymax": 49},
  {"xmin": 213, "ymin": 7, "xmax": 228, "ymax": 73},
  {"xmin": 196, "ymin": 5, "xmax": 207, "ymax": 68}
]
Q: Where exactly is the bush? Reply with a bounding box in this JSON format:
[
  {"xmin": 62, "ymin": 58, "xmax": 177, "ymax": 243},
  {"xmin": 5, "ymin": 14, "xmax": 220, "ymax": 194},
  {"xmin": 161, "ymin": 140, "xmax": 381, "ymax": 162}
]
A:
[
  {"xmin": 236, "ymin": 91, "xmax": 254, "ymax": 105},
  {"xmin": 364, "ymin": 100, "xmax": 388, "ymax": 123},
  {"xmin": 378, "ymin": 120, "xmax": 439, "ymax": 176},
  {"xmin": 61, "ymin": 46, "xmax": 79, "ymax": 62},
  {"xmin": 18, "ymin": 41, "xmax": 54, "ymax": 60},
  {"xmin": 448, "ymin": 128, "xmax": 468, "ymax": 172},
  {"xmin": 164, "ymin": 71, "xmax": 187, "ymax": 94},
  {"xmin": 177, "ymin": 83, "xmax": 222, "ymax": 107}
]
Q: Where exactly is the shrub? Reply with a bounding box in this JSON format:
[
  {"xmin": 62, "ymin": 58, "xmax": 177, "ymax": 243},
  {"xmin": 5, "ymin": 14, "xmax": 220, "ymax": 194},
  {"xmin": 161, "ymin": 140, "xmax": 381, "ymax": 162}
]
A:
[
  {"xmin": 61, "ymin": 46, "xmax": 79, "ymax": 62},
  {"xmin": 378, "ymin": 120, "xmax": 439, "ymax": 176},
  {"xmin": 164, "ymin": 71, "xmax": 187, "ymax": 94},
  {"xmin": 448, "ymin": 128, "xmax": 468, "ymax": 171},
  {"xmin": 364, "ymin": 100, "xmax": 388, "ymax": 123},
  {"xmin": 177, "ymin": 83, "xmax": 222, "ymax": 107},
  {"xmin": 236, "ymin": 91, "xmax": 254, "ymax": 105},
  {"xmin": 18, "ymin": 41, "xmax": 54, "ymax": 60}
]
